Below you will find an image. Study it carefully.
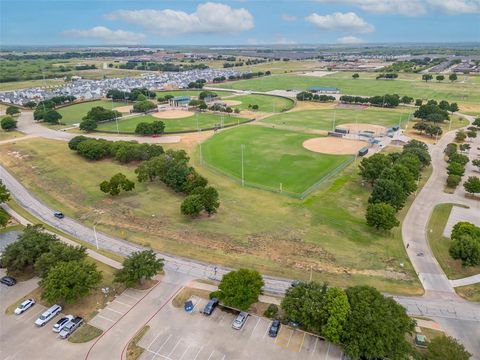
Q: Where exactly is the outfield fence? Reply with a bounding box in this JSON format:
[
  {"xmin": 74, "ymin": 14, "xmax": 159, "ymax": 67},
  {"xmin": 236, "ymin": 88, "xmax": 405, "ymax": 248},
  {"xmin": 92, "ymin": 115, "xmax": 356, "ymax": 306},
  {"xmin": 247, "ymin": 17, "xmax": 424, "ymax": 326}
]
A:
[{"xmin": 200, "ymin": 156, "xmax": 355, "ymax": 199}]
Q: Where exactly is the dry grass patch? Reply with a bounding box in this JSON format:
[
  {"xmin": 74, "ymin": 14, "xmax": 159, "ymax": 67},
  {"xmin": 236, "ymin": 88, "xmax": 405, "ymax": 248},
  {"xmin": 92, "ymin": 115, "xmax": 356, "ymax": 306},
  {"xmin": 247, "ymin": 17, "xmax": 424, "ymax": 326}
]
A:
[
  {"xmin": 68, "ymin": 324, "xmax": 103, "ymax": 343},
  {"xmin": 126, "ymin": 325, "xmax": 150, "ymax": 360},
  {"xmin": 455, "ymin": 283, "xmax": 480, "ymax": 302},
  {"xmin": 172, "ymin": 287, "xmax": 211, "ymax": 308}
]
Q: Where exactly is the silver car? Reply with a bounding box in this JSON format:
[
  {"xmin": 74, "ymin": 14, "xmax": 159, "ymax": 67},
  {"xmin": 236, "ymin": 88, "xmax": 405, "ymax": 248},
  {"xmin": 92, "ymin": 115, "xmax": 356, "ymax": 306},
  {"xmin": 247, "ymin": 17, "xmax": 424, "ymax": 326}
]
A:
[
  {"xmin": 232, "ymin": 312, "xmax": 248, "ymax": 330},
  {"xmin": 59, "ymin": 316, "xmax": 83, "ymax": 339},
  {"xmin": 53, "ymin": 315, "xmax": 74, "ymax": 333}
]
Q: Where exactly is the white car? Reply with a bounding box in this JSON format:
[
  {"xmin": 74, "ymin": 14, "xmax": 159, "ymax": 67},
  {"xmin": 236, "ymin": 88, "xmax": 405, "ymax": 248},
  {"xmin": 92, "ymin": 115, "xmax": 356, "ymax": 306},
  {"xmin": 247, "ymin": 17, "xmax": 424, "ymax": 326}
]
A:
[
  {"xmin": 52, "ymin": 315, "xmax": 74, "ymax": 333},
  {"xmin": 14, "ymin": 299, "xmax": 36, "ymax": 315}
]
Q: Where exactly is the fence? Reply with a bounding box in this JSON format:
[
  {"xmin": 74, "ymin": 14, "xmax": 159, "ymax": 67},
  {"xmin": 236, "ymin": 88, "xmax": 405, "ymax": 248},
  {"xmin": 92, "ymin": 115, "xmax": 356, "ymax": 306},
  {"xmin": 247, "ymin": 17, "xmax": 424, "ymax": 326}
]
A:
[{"xmin": 200, "ymin": 156, "xmax": 355, "ymax": 200}]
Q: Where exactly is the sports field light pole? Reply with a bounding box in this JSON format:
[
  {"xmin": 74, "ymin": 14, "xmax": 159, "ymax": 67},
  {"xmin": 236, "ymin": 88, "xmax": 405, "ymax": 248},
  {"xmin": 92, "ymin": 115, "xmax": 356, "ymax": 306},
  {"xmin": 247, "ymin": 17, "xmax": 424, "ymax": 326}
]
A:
[
  {"xmin": 332, "ymin": 110, "xmax": 336, "ymax": 131},
  {"xmin": 241, "ymin": 144, "xmax": 245, "ymax": 186}
]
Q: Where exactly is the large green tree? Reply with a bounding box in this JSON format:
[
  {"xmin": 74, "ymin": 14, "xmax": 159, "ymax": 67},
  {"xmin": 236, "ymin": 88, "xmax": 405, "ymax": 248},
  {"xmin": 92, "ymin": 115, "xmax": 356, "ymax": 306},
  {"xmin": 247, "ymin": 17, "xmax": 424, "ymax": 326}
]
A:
[
  {"xmin": 464, "ymin": 176, "xmax": 480, "ymax": 196},
  {"xmin": 427, "ymin": 335, "xmax": 471, "ymax": 360},
  {"xmin": 342, "ymin": 286, "xmax": 415, "ymax": 360},
  {"xmin": 41, "ymin": 260, "xmax": 102, "ymax": 304},
  {"xmin": 0, "ymin": 180, "xmax": 10, "ymax": 228},
  {"xmin": 34, "ymin": 242, "xmax": 86, "ymax": 278},
  {"xmin": 1, "ymin": 116, "xmax": 17, "ymax": 131},
  {"xmin": 368, "ymin": 178, "xmax": 408, "ymax": 211},
  {"xmin": 6, "ymin": 106, "xmax": 20, "ymax": 116},
  {"xmin": 366, "ymin": 203, "xmax": 399, "ymax": 230},
  {"xmin": 114, "ymin": 250, "xmax": 164, "ymax": 287},
  {"xmin": 319, "ymin": 287, "xmax": 350, "ymax": 344},
  {"xmin": 99, "ymin": 173, "xmax": 135, "ymax": 196},
  {"xmin": 358, "ymin": 153, "xmax": 391, "ymax": 185},
  {"xmin": 217, "ymin": 269, "xmax": 264, "ymax": 311}
]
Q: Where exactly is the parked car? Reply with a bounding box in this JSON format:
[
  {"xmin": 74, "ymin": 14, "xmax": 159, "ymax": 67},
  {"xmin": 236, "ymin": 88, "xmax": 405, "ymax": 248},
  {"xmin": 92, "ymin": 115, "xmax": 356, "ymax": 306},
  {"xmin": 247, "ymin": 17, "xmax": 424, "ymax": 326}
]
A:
[
  {"xmin": 14, "ymin": 299, "xmax": 36, "ymax": 315},
  {"xmin": 59, "ymin": 317, "xmax": 83, "ymax": 339},
  {"xmin": 232, "ymin": 312, "xmax": 248, "ymax": 330},
  {"xmin": 184, "ymin": 300, "xmax": 194, "ymax": 312},
  {"xmin": 268, "ymin": 320, "xmax": 281, "ymax": 337},
  {"xmin": 52, "ymin": 315, "xmax": 74, "ymax": 333},
  {"xmin": 35, "ymin": 304, "xmax": 62, "ymax": 327},
  {"xmin": 53, "ymin": 211, "xmax": 64, "ymax": 219},
  {"xmin": 203, "ymin": 298, "xmax": 219, "ymax": 315},
  {"xmin": 0, "ymin": 276, "xmax": 16, "ymax": 286}
]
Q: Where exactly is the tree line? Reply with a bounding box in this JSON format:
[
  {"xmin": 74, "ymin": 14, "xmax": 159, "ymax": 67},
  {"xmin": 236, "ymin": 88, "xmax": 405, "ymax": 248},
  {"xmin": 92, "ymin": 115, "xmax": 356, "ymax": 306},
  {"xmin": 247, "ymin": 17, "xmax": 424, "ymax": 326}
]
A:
[
  {"xmin": 339, "ymin": 94, "xmax": 401, "ymax": 107},
  {"xmin": 119, "ymin": 61, "xmax": 208, "ymax": 72},
  {"xmin": 360, "ymin": 140, "xmax": 431, "ymax": 230},
  {"xmin": 296, "ymin": 92, "xmax": 336, "ymax": 102}
]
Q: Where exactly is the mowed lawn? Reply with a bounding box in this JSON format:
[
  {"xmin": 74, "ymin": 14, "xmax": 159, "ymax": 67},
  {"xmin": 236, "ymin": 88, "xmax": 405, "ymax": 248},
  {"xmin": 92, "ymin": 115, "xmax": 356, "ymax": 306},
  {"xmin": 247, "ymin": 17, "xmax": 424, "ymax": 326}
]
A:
[
  {"xmin": 58, "ymin": 100, "xmax": 130, "ymax": 125},
  {"xmin": 263, "ymin": 107, "xmax": 411, "ymax": 131},
  {"xmin": 227, "ymin": 94, "xmax": 295, "ymax": 112},
  {"xmin": 96, "ymin": 112, "xmax": 248, "ymax": 133},
  {"xmin": 202, "ymin": 125, "xmax": 352, "ymax": 194},
  {"xmin": 213, "ymin": 72, "xmax": 480, "ymax": 104}
]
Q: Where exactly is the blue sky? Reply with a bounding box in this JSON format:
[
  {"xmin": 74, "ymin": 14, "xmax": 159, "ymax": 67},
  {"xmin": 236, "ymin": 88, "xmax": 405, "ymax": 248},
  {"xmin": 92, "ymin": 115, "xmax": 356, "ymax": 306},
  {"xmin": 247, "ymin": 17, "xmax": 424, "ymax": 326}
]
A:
[{"xmin": 1, "ymin": 0, "xmax": 479, "ymax": 46}]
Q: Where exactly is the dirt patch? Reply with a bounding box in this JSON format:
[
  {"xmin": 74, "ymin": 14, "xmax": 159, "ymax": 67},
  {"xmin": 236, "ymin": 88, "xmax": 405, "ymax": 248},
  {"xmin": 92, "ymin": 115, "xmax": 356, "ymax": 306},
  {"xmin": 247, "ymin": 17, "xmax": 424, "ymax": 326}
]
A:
[
  {"xmin": 300, "ymin": 71, "xmax": 337, "ymax": 77},
  {"xmin": 217, "ymin": 100, "xmax": 242, "ymax": 106},
  {"xmin": 151, "ymin": 110, "xmax": 195, "ymax": 119},
  {"xmin": 180, "ymin": 131, "xmax": 214, "ymax": 146},
  {"xmin": 289, "ymin": 102, "xmax": 337, "ymax": 112},
  {"xmin": 336, "ymin": 123, "xmax": 387, "ymax": 135},
  {"xmin": 113, "ymin": 105, "xmax": 133, "ymax": 113},
  {"xmin": 303, "ymin": 137, "xmax": 366, "ymax": 155}
]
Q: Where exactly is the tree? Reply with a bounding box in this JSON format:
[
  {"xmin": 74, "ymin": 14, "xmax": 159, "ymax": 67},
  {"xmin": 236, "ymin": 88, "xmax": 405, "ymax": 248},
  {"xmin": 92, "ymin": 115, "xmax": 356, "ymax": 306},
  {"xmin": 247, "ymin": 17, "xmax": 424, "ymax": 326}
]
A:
[
  {"xmin": 369, "ymin": 178, "xmax": 408, "ymax": 211},
  {"xmin": 449, "ymin": 234, "xmax": 480, "ymax": 266},
  {"xmin": 0, "ymin": 179, "xmax": 10, "ymax": 203},
  {"xmin": 427, "ymin": 335, "xmax": 471, "ymax": 360},
  {"xmin": 472, "ymin": 159, "xmax": 480, "ymax": 172},
  {"xmin": 191, "ymin": 186, "xmax": 220, "ymax": 215},
  {"xmin": 23, "ymin": 101, "xmax": 37, "ymax": 109},
  {"xmin": 400, "ymin": 96, "xmax": 413, "ymax": 104},
  {"xmin": 41, "ymin": 260, "xmax": 102, "ymax": 304},
  {"xmin": 464, "ymin": 176, "xmax": 480, "ymax": 196},
  {"xmin": 320, "ymin": 287, "xmax": 350, "ymax": 344},
  {"xmin": 35, "ymin": 242, "xmax": 86, "ymax": 278},
  {"xmin": 79, "ymin": 118, "xmax": 97, "ymax": 132},
  {"xmin": 447, "ymin": 174, "xmax": 461, "ymax": 188},
  {"xmin": 0, "ymin": 225, "xmax": 57, "ymax": 274},
  {"xmin": 422, "ymin": 74, "xmax": 433, "ymax": 82},
  {"xmin": 438, "ymin": 100, "xmax": 450, "ymax": 110},
  {"xmin": 1, "ymin": 116, "xmax": 17, "ymax": 131},
  {"xmin": 342, "ymin": 286, "xmax": 415, "ymax": 360},
  {"xmin": 473, "ymin": 118, "xmax": 480, "ymax": 127},
  {"xmin": 43, "ymin": 110, "xmax": 62, "ymax": 124},
  {"xmin": 436, "ymin": 74, "xmax": 444, "ymax": 81},
  {"xmin": 6, "ymin": 106, "xmax": 20, "ymax": 116},
  {"xmin": 447, "ymin": 162, "xmax": 465, "ymax": 177},
  {"xmin": 444, "ymin": 143, "xmax": 458, "ymax": 157},
  {"xmin": 217, "ymin": 269, "xmax": 264, "ymax": 311},
  {"xmin": 180, "ymin": 194, "xmax": 204, "ymax": 217},
  {"xmin": 448, "ymin": 152, "xmax": 469, "ymax": 166},
  {"xmin": 358, "ymin": 153, "xmax": 391, "ymax": 185},
  {"xmin": 449, "ymin": 73, "xmax": 458, "ymax": 82},
  {"xmin": 352, "ymin": 73, "xmax": 359, "ymax": 79},
  {"xmin": 415, "ymin": 99, "xmax": 423, "ymax": 106},
  {"xmin": 413, "ymin": 121, "xmax": 428, "ymax": 134},
  {"xmin": 0, "ymin": 208, "xmax": 9, "ymax": 228},
  {"xmin": 134, "ymin": 121, "xmax": 165, "ymax": 135},
  {"xmin": 449, "ymin": 102, "xmax": 459, "ymax": 113},
  {"xmin": 99, "ymin": 173, "xmax": 135, "ymax": 196},
  {"xmin": 456, "ymin": 130, "xmax": 467, "ymax": 142},
  {"xmin": 451, "ymin": 221, "xmax": 480, "ymax": 240},
  {"xmin": 467, "ymin": 130, "xmax": 477, "ymax": 139},
  {"xmin": 133, "ymin": 100, "xmax": 157, "ymax": 113},
  {"xmin": 114, "ymin": 250, "xmax": 164, "ymax": 287},
  {"xmin": 366, "ymin": 203, "xmax": 399, "ymax": 230}
]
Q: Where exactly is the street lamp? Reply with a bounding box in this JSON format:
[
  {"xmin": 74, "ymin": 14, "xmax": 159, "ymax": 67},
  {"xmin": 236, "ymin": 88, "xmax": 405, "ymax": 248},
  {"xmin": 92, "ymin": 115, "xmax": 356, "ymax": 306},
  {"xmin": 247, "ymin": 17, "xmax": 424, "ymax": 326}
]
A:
[{"xmin": 241, "ymin": 144, "xmax": 245, "ymax": 186}]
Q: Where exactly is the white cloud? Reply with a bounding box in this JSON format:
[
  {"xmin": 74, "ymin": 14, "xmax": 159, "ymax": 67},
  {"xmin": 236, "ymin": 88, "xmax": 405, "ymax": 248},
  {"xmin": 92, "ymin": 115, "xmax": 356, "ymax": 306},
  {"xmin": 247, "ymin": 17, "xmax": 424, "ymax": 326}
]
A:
[
  {"xmin": 427, "ymin": 0, "xmax": 480, "ymax": 14},
  {"xmin": 281, "ymin": 14, "xmax": 297, "ymax": 22},
  {"xmin": 306, "ymin": 12, "xmax": 374, "ymax": 33},
  {"xmin": 337, "ymin": 36, "xmax": 364, "ymax": 44},
  {"xmin": 106, "ymin": 2, "xmax": 254, "ymax": 35},
  {"xmin": 62, "ymin": 26, "xmax": 145, "ymax": 44},
  {"xmin": 316, "ymin": 0, "xmax": 480, "ymax": 15}
]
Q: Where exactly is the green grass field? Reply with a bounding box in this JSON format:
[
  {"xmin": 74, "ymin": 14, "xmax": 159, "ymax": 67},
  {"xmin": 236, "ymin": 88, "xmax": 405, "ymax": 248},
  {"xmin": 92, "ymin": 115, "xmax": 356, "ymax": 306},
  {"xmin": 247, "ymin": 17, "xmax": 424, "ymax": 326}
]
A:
[
  {"xmin": 58, "ymin": 100, "xmax": 130, "ymax": 125},
  {"xmin": 263, "ymin": 107, "xmax": 411, "ymax": 131},
  {"xmin": 202, "ymin": 125, "xmax": 352, "ymax": 194},
  {"xmin": 227, "ymin": 94, "xmax": 295, "ymax": 112},
  {"xmin": 0, "ymin": 138, "xmax": 423, "ymax": 294},
  {"xmin": 427, "ymin": 204, "xmax": 480, "ymax": 279},
  {"xmin": 213, "ymin": 72, "xmax": 480, "ymax": 105},
  {"xmin": 96, "ymin": 112, "xmax": 248, "ymax": 133}
]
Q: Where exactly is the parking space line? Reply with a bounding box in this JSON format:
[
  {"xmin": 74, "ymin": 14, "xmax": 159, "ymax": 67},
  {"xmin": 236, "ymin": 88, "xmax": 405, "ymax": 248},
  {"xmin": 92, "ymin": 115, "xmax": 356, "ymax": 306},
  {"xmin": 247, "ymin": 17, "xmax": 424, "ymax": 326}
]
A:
[
  {"xmin": 113, "ymin": 299, "xmax": 131, "ymax": 307},
  {"xmin": 326, "ymin": 342, "xmax": 330, "ymax": 360},
  {"xmin": 178, "ymin": 344, "xmax": 191, "ymax": 360},
  {"xmin": 263, "ymin": 322, "xmax": 270, "ymax": 338},
  {"xmin": 121, "ymin": 292, "xmax": 141, "ymax": 301},
  {"xmin": 26, "ymin": 309, "xmax": 45, "ymax": 322},
  {"xmin": 145, "ymin": 349, "xmax": 173, "ymax": 360},
  {"xmin": 207, "ymin": 350, "xmax": 215, "ymax": 360},
  {"xmin": 153, "ymin": 334, "xmax": 172, "ymax": 353},
  {"xmin": 298, "ymin": 332, "xmax": 306, "ymax": 352},
  {"xmin": 96, "ymin": 314, "xmax": 115, "ymax": 323},
  {"xmin": 193, "ymin": 346, "xmax": 204, "ymax": 360},
  {"xmin": 250, "ymin": 317, "xmax": 260, "ymax": 336},
  {"xmin": 103, "ymin": 307, "xmax": 124, "ymax": 315},
  {"xmin": 148, "ymin": 333, "xmax": 163, "ymax": 349},
  {"xmin": 167, "ymin": 339, "xmax": 182, "ymax": 357},
  {"xmin": 312, "ymin": 338, "xmax": 318, "ymax": 354},
  {"xmin": 286, "ymin": 331, "xmax": 294, "ymax": 347}
]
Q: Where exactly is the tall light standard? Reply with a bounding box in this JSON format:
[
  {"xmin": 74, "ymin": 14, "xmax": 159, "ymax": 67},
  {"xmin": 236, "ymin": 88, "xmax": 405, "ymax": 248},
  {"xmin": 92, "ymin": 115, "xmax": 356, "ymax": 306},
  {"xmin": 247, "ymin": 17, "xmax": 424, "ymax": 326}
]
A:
[
  {"xmin": 241, "ymin": 144, "xmax": 245, "ymax": 186},
  {"xmin": 332, "ymin": 110, "xmax": 336, "ymax": 131},
  {"xmin": 93, "ymin": 221, "xmax": 99, "ymax": 250}
]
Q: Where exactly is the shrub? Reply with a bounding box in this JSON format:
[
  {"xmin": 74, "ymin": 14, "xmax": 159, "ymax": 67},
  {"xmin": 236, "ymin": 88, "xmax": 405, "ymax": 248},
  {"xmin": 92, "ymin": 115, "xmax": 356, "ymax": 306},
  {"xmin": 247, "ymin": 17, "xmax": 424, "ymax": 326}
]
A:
[
  {"xmin": 1, "ymin": 116, "xmax": 17, "ymax": 131},
  {"xmin": 446, "ymin": 174, "xmax": 461, "ymax": 188},
  {"xmin": 264, "ymin": 304, "xmax": 279, "ymax": 318}
]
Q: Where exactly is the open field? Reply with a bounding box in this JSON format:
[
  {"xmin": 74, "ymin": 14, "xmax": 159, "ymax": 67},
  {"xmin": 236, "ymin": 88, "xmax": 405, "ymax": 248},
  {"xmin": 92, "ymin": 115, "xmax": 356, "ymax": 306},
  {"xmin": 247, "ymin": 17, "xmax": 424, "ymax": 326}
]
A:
[
  {"xmin": 226, "ymin": 94, "xmax": 295, "ymax": 112},
  {"xmin": 202, "ymin": 125, "xmax": 352, "ymax": 194},
  {"xmin": 0, "ymin": 78, "xmax": 64, "ymax": 92},
  {"xmin": 96, "ymin": 112, "xmax": 247, "ymax": 133},
  {"xmin": 262, "ymin": 106, "xmax": 410, "ymax": 131},
  {"xmin": 213, "ymin": 72, "xmax": 480, "ymax": 106},
  {"xmin": 0, "ymin": 130, "xmax": 25, "ymax": 142},
  {"xmin": 57, "ymin": 100, "xmax": 131, "ymax": 125},
  {"xmin": 405, "ymin": 116, "xmax": 469, "ymax": 143},
  {"xmin": 427, "ymin": 204, "xmax": 480, "ymax": 279},
  {"xmin": 0, "ymin": 138, "xmax": 423, "ymax": 294},
  {"xmin": 156, "ymin": 90, "xmax": 233, "ymax": 98}
]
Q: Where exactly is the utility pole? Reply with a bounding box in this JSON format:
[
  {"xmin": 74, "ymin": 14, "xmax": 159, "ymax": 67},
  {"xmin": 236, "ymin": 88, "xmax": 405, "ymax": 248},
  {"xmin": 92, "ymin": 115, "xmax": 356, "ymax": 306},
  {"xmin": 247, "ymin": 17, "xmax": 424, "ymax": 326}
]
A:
[
  {"xmin": 332, "ymin": 110, "xmax": 336, "ymax": 131},
  {"xmin": 241, "ymin": 144, "xmax": 245, "ymax": 186}
]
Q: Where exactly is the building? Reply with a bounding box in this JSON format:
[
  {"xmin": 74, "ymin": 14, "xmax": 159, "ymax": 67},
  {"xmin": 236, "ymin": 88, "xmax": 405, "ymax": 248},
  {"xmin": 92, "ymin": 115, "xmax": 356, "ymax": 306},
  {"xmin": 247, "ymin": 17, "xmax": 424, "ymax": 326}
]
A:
[
  {"xmin": 308, "ymin": 86, "xmax": 340, "ymax": 94},
  {"xmin": 169, "ymin": 96, "xmax": 191, "ymax": 108}
]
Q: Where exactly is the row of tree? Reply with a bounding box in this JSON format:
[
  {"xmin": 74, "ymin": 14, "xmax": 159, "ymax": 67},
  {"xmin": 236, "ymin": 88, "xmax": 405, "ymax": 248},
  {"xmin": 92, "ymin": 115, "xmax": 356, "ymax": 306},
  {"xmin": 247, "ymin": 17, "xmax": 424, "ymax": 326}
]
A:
[
  {"xmin": 106, "ymin": 87, "xmax": 156, "ymax": 101},
  {"xmin": 68, "ymin": 136, "xmax": 165, "ymax": 163},
  {"xmin": 135, "ymin": 120, "xmax": 165, "ymax": 135},
  {"xmin": 339, "ymin": 94, "xmax": 400, "ymax": 107},
  {"xmin": 445, "ymin": 142, "xmax": 470, "ymax": 189},
  {"xmin": 412, "ymin": 121, "xmax": 443, "ymax": 138},
  {"xmin": 296, "ymin": 91, "xmax": 336, "ymax": 102},
  {"xmin": 422, "ymin": 73, "xmax": 458, "ymax": 82},
  {"xmin": 135, "ymin": 149, "xmax": 220, "ymax": 217},
  {"xmin": 0, "ymin": 180, "xmax": 11, "ymax": 228},
  {"xmin": 413, "ymin": 100, "xmax": 458, "ymax": 123},
  {"xmin": 79, "ymin": 106, "xmax": 122, "ymax": 132},
  {"xmin": 361, "ymin": 140, "xmax": 430, "ymax": 230}
]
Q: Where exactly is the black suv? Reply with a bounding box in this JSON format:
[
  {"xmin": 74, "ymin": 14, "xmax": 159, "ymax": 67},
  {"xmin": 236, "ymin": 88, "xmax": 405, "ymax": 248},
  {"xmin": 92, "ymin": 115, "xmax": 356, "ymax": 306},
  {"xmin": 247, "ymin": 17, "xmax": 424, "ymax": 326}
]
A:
[
  {"xmin": 0, "ymin": 276, "xmax": 17, "ymax": 286},
  {"xmin": 269, "ymin": 320, "xmax": 281, "ymax": 337},
  {"xmin": 203, "ymin": 298, "xmax": 219, "ymax": 315},
  {"xmin": 54, "ymin": 211, "xmax": 64, "ymax": 219}
]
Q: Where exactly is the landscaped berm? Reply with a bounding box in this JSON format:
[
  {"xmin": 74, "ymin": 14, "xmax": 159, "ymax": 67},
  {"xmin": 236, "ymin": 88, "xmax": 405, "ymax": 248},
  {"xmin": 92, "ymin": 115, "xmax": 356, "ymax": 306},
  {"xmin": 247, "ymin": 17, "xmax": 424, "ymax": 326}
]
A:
[{"xmin": 201, "ymin": 125, "xmax": 353, "ymax": 196}]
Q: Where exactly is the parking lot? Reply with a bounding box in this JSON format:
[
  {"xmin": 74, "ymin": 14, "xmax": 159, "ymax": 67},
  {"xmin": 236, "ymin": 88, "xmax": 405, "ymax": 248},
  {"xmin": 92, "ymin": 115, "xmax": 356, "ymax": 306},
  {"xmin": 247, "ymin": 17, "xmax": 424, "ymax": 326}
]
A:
[
  {"xmin": 89, "ymin": 287, "xmax": 146, "ymax": 331},
  {"xmin": 137, "ymin": 295, "xmax": 343, "ymax": 360}
]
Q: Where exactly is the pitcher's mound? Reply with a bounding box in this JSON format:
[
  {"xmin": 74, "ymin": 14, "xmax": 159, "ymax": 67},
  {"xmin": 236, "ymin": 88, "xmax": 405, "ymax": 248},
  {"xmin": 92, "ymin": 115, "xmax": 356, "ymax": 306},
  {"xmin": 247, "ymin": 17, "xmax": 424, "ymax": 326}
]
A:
[
  {"xmin": 113, "ymin": 105, "xmax": 133, "ymax": 113},
  {"xmin": 151, "ymin": 110, "xmax": 195, "ymax": 119},
  {"xmin": 303, "ymin": 137, "xmax": 366, "ymax": 155}
]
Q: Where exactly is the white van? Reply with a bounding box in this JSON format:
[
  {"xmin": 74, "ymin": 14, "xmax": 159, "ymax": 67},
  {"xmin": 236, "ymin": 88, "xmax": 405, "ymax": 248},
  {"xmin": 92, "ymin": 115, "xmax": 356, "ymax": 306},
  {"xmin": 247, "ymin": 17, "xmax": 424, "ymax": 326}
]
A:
[{"xmin": 35, "ymin": 304, "xmax": 62, "ymax": 327}]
